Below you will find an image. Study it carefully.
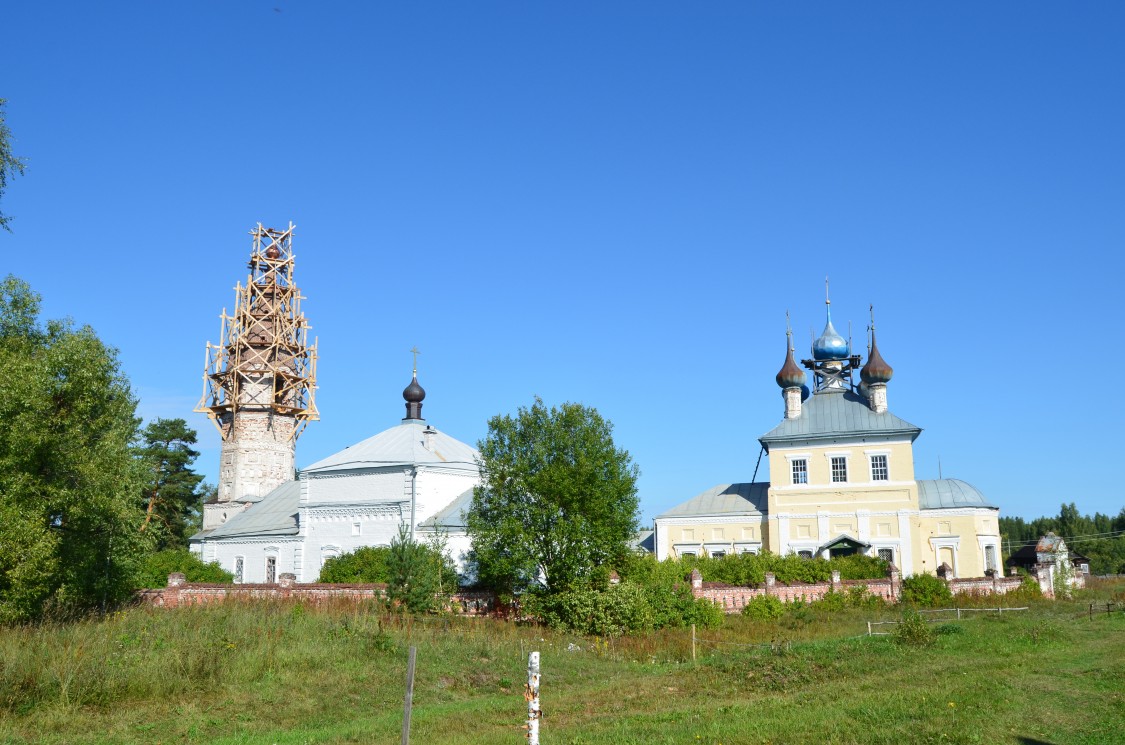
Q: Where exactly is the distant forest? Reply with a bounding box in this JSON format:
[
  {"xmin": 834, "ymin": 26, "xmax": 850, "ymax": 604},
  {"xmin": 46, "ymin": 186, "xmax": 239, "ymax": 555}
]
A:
[{"xmin": 1000, "ymin": 503, "xmax": 1125, "ymax": 575}]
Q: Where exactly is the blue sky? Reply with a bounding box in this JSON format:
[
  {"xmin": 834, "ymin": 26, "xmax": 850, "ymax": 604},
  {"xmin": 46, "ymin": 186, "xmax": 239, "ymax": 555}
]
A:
[{"xmin": 3, "ymin": 2, "xmax": 1123, "ymax": 522}]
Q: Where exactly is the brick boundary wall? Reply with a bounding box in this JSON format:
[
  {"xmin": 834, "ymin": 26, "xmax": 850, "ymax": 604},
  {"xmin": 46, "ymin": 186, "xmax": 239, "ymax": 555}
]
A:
[
  {"xmin": 138, "ymin": 573, "xmax": 499, "ymax": 615},
  {"xmin": 688, "ymin": 565, "xmax": 1029, "ymax": 613}
]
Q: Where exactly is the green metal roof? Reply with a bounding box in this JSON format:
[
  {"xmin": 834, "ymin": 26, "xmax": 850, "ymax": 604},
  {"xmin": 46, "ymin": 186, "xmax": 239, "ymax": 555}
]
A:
[
  {"xmin": 759, "ymin": 388, "xmax": 921, "ymax": 448},
  {"xmin": 917, "ymin": 478, "xmax": 996, "ymax": 510},
  {"xmin": 655, "ymin": 482, "xmax": 768, "ymax": 519}
]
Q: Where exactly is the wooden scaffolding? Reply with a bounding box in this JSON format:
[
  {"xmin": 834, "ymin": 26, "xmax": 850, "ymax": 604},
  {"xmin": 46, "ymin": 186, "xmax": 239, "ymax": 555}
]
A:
[{"xmin": 196, "ymin": 222, "xmax": 319, "ymax": 441}]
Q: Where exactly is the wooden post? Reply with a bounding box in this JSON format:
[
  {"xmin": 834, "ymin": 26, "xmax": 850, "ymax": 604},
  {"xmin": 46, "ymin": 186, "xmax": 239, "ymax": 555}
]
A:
[
  {"xmin": 956, "ymin": 608, "xmax": 961, "ymax": 620},
  {"xmin": 527, "ymin": 651, "xmax": 541, "ymax": 745},
  {"xmin": 867, "ymin": 621, "xmax": 872, "ymax": 636},
  {"xmin": 401, "ymin": 646, "xmax": 416, "ymax": 745},
  {"xmin": 691, "ymin": 624, "xmax": 697, "ymax": 661}
]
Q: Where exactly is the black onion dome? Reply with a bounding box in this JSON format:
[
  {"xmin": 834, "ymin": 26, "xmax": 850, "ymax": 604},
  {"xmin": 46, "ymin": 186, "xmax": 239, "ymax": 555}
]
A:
[
  {"xmin": 775, "ymin": 340, "xmax": 806, "ymax": 389},
  {"xmin": 860, "ymin": 331, "xmax": 894, "ymax": 384},
  {"xmin": 403, "ymin": 374, "xmax": 426, "ymax": 403}
]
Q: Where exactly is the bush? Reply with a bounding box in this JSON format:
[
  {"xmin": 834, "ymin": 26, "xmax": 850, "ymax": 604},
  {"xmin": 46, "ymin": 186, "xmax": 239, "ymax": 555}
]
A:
[
  {"xmin": 901, "ymin": 573, "xmax": 953, "ymax": 607},
  {"xmin": 742, "ymin": 594, "xmax": 785, "ymax": 621},
  {"xmin": 893, "ymin": 609, "xmax": 932, "ymax": 647},
  {"xmin": 527, "ymin": 583, "xmax": 655, "ymax": 636},
  {"xmin": 136, "ymin": 549, "xmax": 232, "ymax": 589},
  {"xmin": 318, "ymin": 546, "xmax": 393, "ymax": 584}
]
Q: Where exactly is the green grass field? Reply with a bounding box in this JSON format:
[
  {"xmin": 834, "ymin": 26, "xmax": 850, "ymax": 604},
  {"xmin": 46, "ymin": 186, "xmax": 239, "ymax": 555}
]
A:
[{"xmin": 1, "ymin": 582, "xmax": 1122, "ymax": 745}]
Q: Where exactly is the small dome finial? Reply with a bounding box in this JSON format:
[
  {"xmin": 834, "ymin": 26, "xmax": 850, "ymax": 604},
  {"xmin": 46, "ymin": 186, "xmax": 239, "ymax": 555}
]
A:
[
  {"xmin": 861, "ymin": 306, "xmax": 894, "ymax": 385},
  {"xmin": 403, "ymin": 347, "xmax": 426, "ymax": 420},
  {"xmin": 776, "ymin": 312, "xmax": 806, "ymax": 389}
]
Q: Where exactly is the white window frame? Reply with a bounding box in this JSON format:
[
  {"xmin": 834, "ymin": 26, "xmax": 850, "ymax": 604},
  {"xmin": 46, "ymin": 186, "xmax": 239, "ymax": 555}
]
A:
[
  {"xmin": 869, "ymin": 453, "xmax": 889, "ymax": 482},
  {"xmin": 825, "ymin": 452, "xmax": 850, "ymax": 483},
  {"xmin": 791, "ymin": 458, "xmax": 808, "ymax": 485},
  {"xmin": 233, "ymin": 556, "xmax": 245, "ymax": 584},
  {"xmin": 877, "ymin": 547, "xmax": 895, "ymax": 564}
]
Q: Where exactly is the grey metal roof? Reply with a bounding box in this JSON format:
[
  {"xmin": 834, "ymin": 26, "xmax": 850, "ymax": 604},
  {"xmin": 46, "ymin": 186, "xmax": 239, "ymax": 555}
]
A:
[
  {"xmin": 303, "ymin": 421, "xmax": 480, "ymax": 474},
  {"xmin": 655, "ymin": 482, "xmax": 768, "ymax": 519},
  {"xmin": 417, "ymin": 487, "xmax": 475, "ymax": 530},
  {"xmin": 631, "ymin": 530, "xmax": 655, "ymax": 553},
  {"xmin": 917, "ymin": 478, "xmax": 997, "ymax": 510},
  {"xmin": 759, "ymin": 388, "xmax": 921, "ymax": 447},
  {"xmin": 206, "ymin": 480, "xmax": 301, "ymax": 539}
]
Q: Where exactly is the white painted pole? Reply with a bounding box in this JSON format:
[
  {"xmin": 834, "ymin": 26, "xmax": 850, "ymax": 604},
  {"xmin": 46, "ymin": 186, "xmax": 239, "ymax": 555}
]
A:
[{"xmin": 527, "ymin": 651, "xmax": 541, "ymax": 745}]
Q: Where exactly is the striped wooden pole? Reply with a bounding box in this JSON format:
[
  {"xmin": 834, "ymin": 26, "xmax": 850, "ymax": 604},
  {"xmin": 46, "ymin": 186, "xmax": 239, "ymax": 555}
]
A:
[{"xmin": 527, "ymin": 652, "xmax": 541, "ymax": 745}]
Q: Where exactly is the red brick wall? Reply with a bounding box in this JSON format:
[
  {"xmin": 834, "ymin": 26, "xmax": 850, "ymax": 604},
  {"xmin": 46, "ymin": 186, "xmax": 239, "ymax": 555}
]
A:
[{"xmin": 139, "ymin": 577, "xmax": 497, "ymax": 616}]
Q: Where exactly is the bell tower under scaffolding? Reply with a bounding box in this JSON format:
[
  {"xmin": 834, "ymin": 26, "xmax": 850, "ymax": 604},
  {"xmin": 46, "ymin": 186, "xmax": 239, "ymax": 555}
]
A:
[{"xmin": 196, "ymin": 222, "xmax": 318, "ymax": 530}]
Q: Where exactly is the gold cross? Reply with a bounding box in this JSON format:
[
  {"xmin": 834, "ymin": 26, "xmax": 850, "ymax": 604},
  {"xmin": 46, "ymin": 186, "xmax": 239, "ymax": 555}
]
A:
[{"xmin": 410, "ymin": 346, "xmax": 420, "ymax": 374}]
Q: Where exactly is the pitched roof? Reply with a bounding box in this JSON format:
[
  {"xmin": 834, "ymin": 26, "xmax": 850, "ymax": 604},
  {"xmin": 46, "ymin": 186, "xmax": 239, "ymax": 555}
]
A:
[
  {"xmin": 655, "ymin": 482, "xmax": 768, "ymax": 519},
  {"xmin": 916, "ymin": 478, "xmax": 997, "ymax": 510},
  {"xmin": 759, "ymin": 388, "xmax": 921, "ymax": 447},
  {"xmin": 205, "ymin": 480, "xmax": 301, "ymax": 539},
  {"xmin": 417, "ymin": 487, "xmax": 474, "ymax": 530},
  {"xmin": 302, "ymin": 421, "xmax": 480, "ymax": 474}
]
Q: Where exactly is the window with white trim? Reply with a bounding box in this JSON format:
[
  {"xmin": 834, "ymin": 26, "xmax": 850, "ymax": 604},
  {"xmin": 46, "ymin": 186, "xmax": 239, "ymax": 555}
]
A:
[
  {"xmin": 870, "ymin": 454, "xmax": 889, "ymax": 481},
  {"xmin": 831, "ymin": 456, "xmax": 848, "ymax": 483},
  {"xmin": 233, "ymin": 556, "xmax": 244, "ymax": 584},
  {"xmin": 877, "ymin": 548, "xmax": 894, "ymax": 564},
  {"xmin": 984, "ymin": 545, "xmax": 997, "ymax": 573},
  {"xmin": 791, "ymin": 458, "xmax": 808, "ymax": 485},
  {"xmin": 352, "ymin": 521, "xmax": 362, "ymax": 536},
  {"xmin": 798, "ymin": 550, "xmax": 813, "ymax": 559},
  {"xmin": 265, "ymin": 556, "xmax": 277, "ymax": 584}
]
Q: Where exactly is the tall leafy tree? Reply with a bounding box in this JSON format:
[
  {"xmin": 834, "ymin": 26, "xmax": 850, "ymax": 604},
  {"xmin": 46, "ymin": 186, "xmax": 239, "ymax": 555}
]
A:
[
  {"xmin": 467, "ymin": 397, "xmax": 640, "ymax": 595},
  {"xmin": 0, "ymin": 276, "xmax": 148, "ymax": 621},
  {"xmin": 0, "ymin": 99, "xmax": 27, "ymax": 232},
  {"xmin": 137, "ymin": 417, "xmax": 207, "ymax": 549}
]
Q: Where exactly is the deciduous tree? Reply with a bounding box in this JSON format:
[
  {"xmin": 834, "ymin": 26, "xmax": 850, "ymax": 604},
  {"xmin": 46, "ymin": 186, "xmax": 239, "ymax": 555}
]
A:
[
  {"xmin": 0, "ymin": 276, "xmax": 147, "ymax": 621},
  {"xmin": 0, "ymin": 99, "xmax": 26, "ymax": 232},
  {"xmin": 467, "ymin": 397, "xmax": 639, "ymax": 595}
]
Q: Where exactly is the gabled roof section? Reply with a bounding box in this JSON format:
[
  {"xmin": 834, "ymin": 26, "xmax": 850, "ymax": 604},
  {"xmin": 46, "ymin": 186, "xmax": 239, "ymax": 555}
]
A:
[
  {"xmin": 302, "ymin": 421, "xmax": 480, "ymax": 475},
  {"xmin": 655, "ymin": 482, "xmax": 768, "ymax": 519},
  {"xmin": 917, "ymin": 478, "xmax": 997, "ymax": 510},
  {"xmin": 417, "ymin": 487, "xmax": 475, "ymax": 531},
  {"xmin": 759, "ymin": 388, "xmax": 921, "ymax": 448},
  {"xmin": 206, "ymin": 480, "xmax": 300, "ymax": 539}
]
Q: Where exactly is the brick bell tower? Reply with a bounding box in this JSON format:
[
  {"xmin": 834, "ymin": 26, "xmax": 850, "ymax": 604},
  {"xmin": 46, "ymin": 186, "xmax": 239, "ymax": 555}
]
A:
[{"xmin": 196, "ymin": 223, "xmax": 318, "ymax": 531}]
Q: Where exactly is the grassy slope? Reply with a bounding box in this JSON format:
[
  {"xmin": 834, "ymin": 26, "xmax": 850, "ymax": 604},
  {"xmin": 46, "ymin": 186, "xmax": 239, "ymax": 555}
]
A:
[{"xmin": 1, "ymin": 586, "xmax": 1122, "ymax": 745}]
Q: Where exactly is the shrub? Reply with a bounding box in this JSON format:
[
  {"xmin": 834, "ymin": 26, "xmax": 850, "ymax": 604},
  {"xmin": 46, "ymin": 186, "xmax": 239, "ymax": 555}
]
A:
[
  {"xmin": 527, "ymin": 583, "xmax": 656, "ymax": 636},
  {"xmin": 318, "ymin": 546, "xmax": 393, "ymax": 584},
  {"xmin": 136, "ymin": 549, "xmax": 232, "ymax": 589},
  {"xmin": 893, "ymin": 609, "xmax": 932, "ymax": 647},
  {"xmin": 901, "ymin": 573, "xmax": 953, "ymax": 607},
  {"xmin": 742, "ymin": 594, "xmax": 785, "ymax": 621}
]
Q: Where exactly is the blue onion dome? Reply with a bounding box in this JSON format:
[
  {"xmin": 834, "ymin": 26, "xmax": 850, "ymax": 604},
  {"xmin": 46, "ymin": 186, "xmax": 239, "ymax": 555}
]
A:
[
  {"xmin": 812, "ymin": 305, "xmax": 850, "ymax": 360},
  {"xmin": 860, "ymin": 330, "xmax": 894, "ymax": 384},
  {"xmin": 403, "ymin": 373, "xmax": 426, "ymax": 403},
  {"xmin": 800, "ymin": 384, "xmax": 810, "ymax": 401},
  {"xmin": 775, "ymin": 338, "xmax": 806, "ymax": 389}
]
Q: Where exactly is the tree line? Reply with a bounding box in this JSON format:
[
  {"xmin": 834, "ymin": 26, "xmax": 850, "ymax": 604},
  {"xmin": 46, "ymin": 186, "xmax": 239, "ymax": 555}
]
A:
[{"xmin": 1000, "ymin": 503, "xmax": 1125, "ymax": 575}]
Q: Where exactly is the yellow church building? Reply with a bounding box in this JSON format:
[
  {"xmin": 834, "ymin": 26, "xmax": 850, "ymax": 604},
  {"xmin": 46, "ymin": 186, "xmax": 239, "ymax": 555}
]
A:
[{"xmin": 652, "ymin": 298, "xmax": 1002, "ymax": 579}]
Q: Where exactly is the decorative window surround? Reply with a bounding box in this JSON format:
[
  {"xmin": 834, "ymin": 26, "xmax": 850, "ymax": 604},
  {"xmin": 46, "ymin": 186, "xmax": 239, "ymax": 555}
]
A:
[{"xmin": 928, "ymin": 536, "xmax": 961, "ymax": 577}]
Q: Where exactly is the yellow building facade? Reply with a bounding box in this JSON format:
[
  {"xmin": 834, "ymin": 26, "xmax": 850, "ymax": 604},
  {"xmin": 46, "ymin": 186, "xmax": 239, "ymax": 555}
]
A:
[{"xmin": 653, "ymin": 301, "xmax": 1001, "ymax": 578}]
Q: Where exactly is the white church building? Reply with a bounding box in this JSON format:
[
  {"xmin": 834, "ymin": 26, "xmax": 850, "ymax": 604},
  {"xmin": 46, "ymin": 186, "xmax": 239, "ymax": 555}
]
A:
[{"xmin": 192, "ymin": 374, "xmax": 481, "ymax": 583}]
